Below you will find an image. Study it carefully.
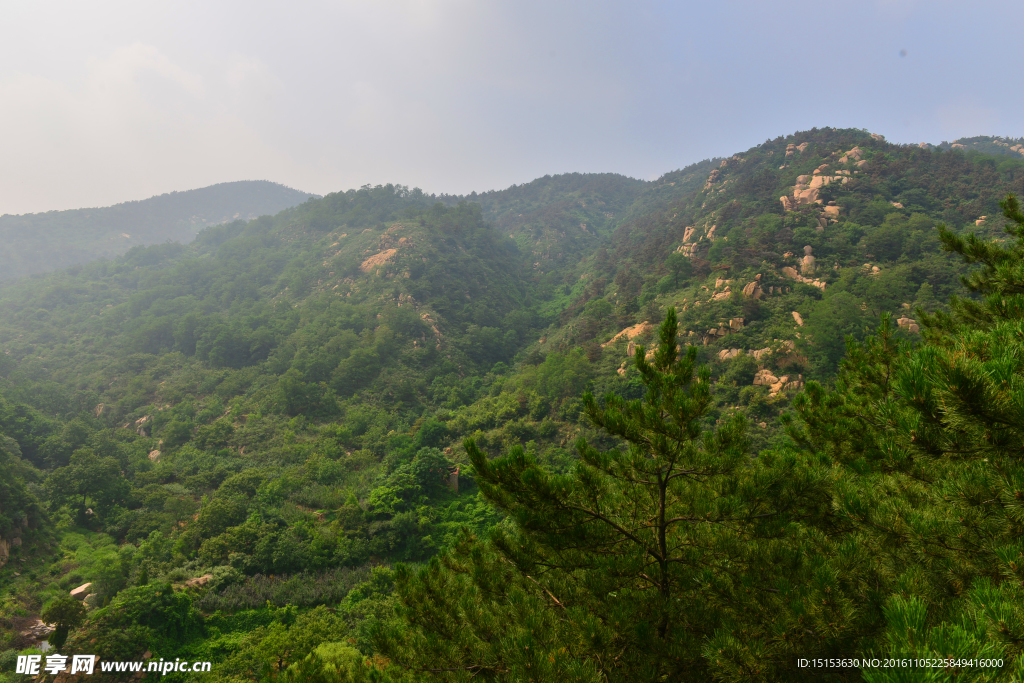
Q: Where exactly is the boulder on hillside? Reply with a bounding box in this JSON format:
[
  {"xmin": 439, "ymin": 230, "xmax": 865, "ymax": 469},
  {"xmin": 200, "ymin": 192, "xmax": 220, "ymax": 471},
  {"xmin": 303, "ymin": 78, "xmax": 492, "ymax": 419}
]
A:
[
  {"xmin": 70, "ymin": 583, "xmax": 92, "ymax": 600},
  {"xmin": 134, "ymin": 415, "xmax": 152, "ymax": 437},
  {"xmin": 184, "ymin": 574, "xmax": 214, "ymax": 589},
  {"xmin": 801, "ymin": 245, "xmax": 816, "ymax": 275},
  {"xmin": 795, "ymin": 187, "xmax": 820, "ymax": 205},
  {"xmin": 359, "ymin": 248, "xmax": 398, "ymax": 273},
  {"xmin": 897, "ymin": 317, "xmax": 920, "ymax": 334},
  {"xmin": 603, "ymin": 322, "xmax": 655, "ymax": 347}
]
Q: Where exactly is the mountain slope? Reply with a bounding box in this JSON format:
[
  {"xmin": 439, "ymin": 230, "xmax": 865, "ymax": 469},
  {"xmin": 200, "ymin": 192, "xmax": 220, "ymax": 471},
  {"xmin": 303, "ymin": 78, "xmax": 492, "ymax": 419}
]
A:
[{"xmin": 0, "ymin": 180, "xmax": 317, "ymax": 280}]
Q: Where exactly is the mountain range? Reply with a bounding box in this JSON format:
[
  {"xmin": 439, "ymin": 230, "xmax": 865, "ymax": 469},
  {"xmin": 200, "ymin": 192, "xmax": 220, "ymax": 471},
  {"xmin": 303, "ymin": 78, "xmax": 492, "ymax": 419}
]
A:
[{"xmin": 2, "ymin": 128, "xmax": 1024, "ymax": 681}]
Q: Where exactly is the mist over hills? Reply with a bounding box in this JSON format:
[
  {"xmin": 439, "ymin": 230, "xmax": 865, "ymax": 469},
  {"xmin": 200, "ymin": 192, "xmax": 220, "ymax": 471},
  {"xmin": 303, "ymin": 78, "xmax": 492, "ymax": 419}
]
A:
[
  {"xmin": 0, "ymin": 180, "xmax": 316, "ymax": 280},
  {"xmin": 4, "ymin": 128, "xmax": 1024, "ymax": 679}
]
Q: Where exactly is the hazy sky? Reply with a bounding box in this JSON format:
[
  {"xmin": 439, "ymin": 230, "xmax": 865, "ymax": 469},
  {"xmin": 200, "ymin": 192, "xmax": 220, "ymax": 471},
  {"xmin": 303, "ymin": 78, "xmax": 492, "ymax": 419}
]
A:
[{"xmin": 2, "ymin": 0, "xmax": 1022, "ymax": 215}]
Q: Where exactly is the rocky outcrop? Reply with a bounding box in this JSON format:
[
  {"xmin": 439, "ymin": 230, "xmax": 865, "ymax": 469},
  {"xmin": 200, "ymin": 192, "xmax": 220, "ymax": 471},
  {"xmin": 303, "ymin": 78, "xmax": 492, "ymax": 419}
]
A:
[
  {"xmin": 132, "ymin": 415, "xmax": 152, "ymax": 437},
  {"xmin": 19, "ymin": 619, "xmax": 55, "ymax": 643},
  {"xmin": 863, "ymin": 263, "xmax": 881, "ymax": 276},
  {"xmin": 753, "ymin": 368, "xmax": 805, "ymax": 396},
  {"xmin": 742, "ymin": 281, "xmax": 763, "ymax": 299},
  {"xmin": 676, "ymin": 225, "xmax": 716, "ymax": 257},
  {"xmin": 801, "ymin": 245, "xmax": 816, "ymax": 275},
  {"xmin": 704, "ymin": 169, "xmax": 721, "ymax": 190},
  {"xmin": 785, "ymin": 142, "xmax": 809, "ymax": 158},
  {"xmin": 783, "ymin": 170, "xmax": 849, "ymax": 211},
  {"xmin": 604, "ymin": 322, "xmax": 655, "ymax": 347},
  {"xmin": 837, "ymin": 146, "xmax": 864, "ymax": 164},
  {"xmin": 70, "ymin": 582, "xmax": 92, "ymax": 600},
  {"xmin": 0, "ymin": 512, "xmax": 31, "ymax": 569},
  {"xmin": 359, "ymin": 248, "xmax": 398, "ymax": 274},
  {"xmin": 184, "ymin": 574, "xmax": 214, "ymax": 589},
  {"xmin": 897, "ymin": 317, "xmax": 920, "ymax": 333},
  {"xmin": 791, "ymin": 311, "xmax": 804, "ymax": 327},
  {"xmin": 781, "ymin": 266, "xmax": 826, "ymax": 290}
]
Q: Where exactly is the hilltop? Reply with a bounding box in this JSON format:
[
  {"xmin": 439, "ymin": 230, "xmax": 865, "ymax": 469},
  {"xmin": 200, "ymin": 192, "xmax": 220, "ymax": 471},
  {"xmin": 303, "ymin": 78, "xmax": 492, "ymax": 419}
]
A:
[
  {"xmin": 0, "ymin": 180, "xmax": 316, "ymax": 280},
  {"xmin": 931, "ymin": 134, "xmax": 1024, "ymax": 157}
]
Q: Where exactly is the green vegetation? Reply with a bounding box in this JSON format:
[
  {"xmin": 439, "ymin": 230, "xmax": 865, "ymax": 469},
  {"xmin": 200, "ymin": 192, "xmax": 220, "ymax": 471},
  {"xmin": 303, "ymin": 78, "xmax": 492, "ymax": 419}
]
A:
[{"xmin": 2, "ymin": 129, "xmax": 1024, "ymax": 681}]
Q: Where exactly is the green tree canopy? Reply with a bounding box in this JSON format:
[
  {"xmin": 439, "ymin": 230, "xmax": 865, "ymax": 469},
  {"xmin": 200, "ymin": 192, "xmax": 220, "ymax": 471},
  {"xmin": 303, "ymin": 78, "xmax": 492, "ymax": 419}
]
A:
[
  {"xmin": 372, "ymin": 309, "xmax": 843, "ymax": 681},
  {"xmin": 41, "ymin": 597, "xmax": 87, "ymax": 650}
]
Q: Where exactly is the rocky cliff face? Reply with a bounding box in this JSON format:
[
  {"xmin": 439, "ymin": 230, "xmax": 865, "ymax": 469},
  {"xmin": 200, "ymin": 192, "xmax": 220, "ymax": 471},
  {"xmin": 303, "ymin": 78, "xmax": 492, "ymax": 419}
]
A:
[
  {"xmin": 0, "ymin": 511, "xmax": 30, "ymax": 569},
  {"xmin": 0, "ymin": 533, "xmax": 23, "ymax": 569}
]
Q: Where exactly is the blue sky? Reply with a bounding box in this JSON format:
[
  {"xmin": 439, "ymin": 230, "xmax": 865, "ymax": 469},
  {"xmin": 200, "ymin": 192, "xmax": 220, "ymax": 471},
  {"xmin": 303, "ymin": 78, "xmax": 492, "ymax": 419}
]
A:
[{"xmin": 2, "ymin": 0, "xmax": 1021, "ymax": 214}]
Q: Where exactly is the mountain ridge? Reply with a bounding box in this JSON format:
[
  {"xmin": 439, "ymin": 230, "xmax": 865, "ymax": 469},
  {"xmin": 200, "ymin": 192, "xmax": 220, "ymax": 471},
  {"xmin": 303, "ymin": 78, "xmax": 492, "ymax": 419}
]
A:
[{"xmin": 0, "ymin": 180, "xmax": 317, "ymax": 281}]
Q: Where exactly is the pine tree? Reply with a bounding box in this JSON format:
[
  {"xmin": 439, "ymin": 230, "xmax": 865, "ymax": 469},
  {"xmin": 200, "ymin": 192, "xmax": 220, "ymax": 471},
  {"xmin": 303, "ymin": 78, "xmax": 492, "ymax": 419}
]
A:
[
  {"xmin": 373, "ymin": 309, "xmax": 855, "ymax": 682},
  {"xmin": 788, "ymin": 194, "xmax": 1024, "ymax": 677}
]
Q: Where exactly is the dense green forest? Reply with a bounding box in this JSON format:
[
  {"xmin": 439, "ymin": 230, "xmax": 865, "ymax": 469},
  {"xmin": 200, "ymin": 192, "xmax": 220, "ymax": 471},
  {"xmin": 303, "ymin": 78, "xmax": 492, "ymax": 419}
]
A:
[
  {"xmin": 932, "ymin": 135, "xmax": 1024, "ymax": 159},
  {"xmin": 3, "ymin": 128, "xmax": 1024, "ymax": 681},
  {"xmin": 0, "ymin": 181, "xmax": 316, "ymax": 281}
]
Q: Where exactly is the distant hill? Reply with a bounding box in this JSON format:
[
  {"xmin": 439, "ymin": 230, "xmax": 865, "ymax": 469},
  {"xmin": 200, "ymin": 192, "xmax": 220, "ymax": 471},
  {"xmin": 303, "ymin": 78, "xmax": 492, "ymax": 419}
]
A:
[
  {"xmin": 440, "ymin": 173, "xmax": 650, "ymax": 273},
  {"xmin": 0, "ymin": 180, "xmax": 316, "ymax": 280},
  {"xmin": 930, "ymin": 134, "xmax": 1024, "ymax": 157}
]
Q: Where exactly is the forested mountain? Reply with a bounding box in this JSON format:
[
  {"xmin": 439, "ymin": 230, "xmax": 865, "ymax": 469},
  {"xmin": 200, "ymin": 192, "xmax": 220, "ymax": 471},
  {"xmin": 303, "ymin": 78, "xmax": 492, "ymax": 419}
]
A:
[
  {"xmin": 3, "ymin": 129, "xmax": 1024, "ymax": 681},
  {"xmin": 0, "ymin": 181, "xmax": 316, "ymax": 280},
  {"xmin": 931, "ymin": 134, "xmax": 1024, "ymax": 158}
]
